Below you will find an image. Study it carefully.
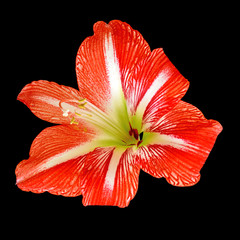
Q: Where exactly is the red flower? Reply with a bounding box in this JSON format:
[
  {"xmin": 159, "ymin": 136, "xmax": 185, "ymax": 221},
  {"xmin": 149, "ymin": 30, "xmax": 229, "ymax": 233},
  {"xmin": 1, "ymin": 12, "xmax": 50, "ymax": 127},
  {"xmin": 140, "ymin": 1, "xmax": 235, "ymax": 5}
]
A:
[{"xmin": 16, "ymin": 20, "xmax": 222, "ymax": 207}]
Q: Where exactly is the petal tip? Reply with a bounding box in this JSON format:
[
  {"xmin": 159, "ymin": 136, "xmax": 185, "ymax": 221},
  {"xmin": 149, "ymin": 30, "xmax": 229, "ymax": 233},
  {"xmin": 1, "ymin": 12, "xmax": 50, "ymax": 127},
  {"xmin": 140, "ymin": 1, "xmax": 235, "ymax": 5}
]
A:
[
  {"xmin": 16, "ymin": 88, "xmax": 25, "ymax": 103},
  {"xmin": 166, "ymin": 173, "xmax": 201, "ymax": 187},
  {"xmin": 215, "ymin": 121, "xmax": 223, "ymax": 133},
  {"xmin": 209, "ymin": 119, "xmax": 223, "ymax": 136}
]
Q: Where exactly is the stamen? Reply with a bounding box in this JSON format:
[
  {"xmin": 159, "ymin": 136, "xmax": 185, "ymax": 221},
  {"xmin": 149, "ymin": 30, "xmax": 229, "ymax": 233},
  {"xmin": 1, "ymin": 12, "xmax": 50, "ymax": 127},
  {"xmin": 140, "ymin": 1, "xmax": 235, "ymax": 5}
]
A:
[
  {"xmin": 78, "ymin": 102, "xmax": 87, "ymax": 109},
  {"xmin": 84, "ymin": 101, "xmax": 132, "ymax": 140},
  {"xmin": 59, "ymin": 97, "xmax": 136, "ymax": 144},
  {"xmin": 70, "ymin": 117, "xmax": 79, "ymax": 125},
  {"xmin": 75, "ymin": 111, "xmax": 82, "ymax": 117}
]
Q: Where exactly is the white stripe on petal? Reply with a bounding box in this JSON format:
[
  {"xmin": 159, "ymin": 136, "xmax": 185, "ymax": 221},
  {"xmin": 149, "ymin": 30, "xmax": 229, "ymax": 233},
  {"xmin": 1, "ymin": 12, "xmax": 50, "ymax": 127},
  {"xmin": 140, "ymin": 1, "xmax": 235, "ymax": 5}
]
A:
[
  {"xmin": 103, "ymin": 148, "xmax": 125, "ymax": 191},
  {"xmin": 135, "ymin": 67, "xmax": 173, "ymax": 120},
  {"xmin": 146, "ymin": 132, "xmax": 201, "ymax": 153},
  {"xmin": 17, "ymin": 141, "xmax": 97, "ymax": 184},
  {"xmin": 104, "ymin": 32, "xmax": 130, "ymax": 131},
  {"xmin": 104, "ymin": 33, "xmax": 123, "ymax": 103}
]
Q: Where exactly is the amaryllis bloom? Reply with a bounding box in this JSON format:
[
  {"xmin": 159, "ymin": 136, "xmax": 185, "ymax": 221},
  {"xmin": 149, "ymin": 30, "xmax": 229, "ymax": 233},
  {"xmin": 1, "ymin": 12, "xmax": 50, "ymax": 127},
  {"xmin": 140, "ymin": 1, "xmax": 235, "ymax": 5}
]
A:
[{"xmin": 16, "ymin": 20, "xmax": 222, "ymax": 207}]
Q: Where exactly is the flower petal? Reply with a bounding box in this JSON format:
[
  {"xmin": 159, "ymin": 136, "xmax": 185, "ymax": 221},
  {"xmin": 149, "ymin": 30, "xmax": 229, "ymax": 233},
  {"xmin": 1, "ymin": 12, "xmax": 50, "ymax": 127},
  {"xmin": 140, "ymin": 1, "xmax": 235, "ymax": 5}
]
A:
[
  {"xmin": 16, "ymin": 125, "xmax": 97, "ymax": 196},
  {"xmin": 76, "ymin": 20, "xmax": 150, "ymax": 113},
  {"xmin": 109, "ymin": 20, "xmax": 151, "ymax": 98},
  {"xmin": 17, "ymin": 80, "xmax": 82, "ymax": 125},
  {"xmin": 133, "ymin": 49, "xmax": 189, "ymax": 128},
  {"xmin": 81, "ymin": 147, "xmax": 140, "ymax": 207},
  {"xmin": 137, "ymin": 101, "xmax": 222, "ymax": 186}
]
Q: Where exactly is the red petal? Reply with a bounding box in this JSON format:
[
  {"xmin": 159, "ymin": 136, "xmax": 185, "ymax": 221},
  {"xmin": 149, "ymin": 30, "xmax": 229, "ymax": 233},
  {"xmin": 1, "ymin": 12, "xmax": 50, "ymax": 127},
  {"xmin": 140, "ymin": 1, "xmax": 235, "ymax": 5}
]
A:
[
  {"xmin": 17, "ymin": 80, "xmax": 82, "ymax": 125},
  {"xmin": 138, "ymin": 101, "xmax": 222, "ymax": 186},
  {"xmin": 16, "ymin": 157, "xmax": 84, "ymax": 196},
  {"xmin": 16, "ymin": 125, "xmax": 97, "ymax": 196},
  {"xmin": 76, "ymin": 21, "xmax": 110, "ymax": 112},
  {"xmin": 76, "ymin": 20, "xmax": 150, "ymax": 112},
  {"xmin": 81, "ymin": 147, "xmax": 140, "ymax": 207},
  {"xmin": 109, "ymin": 20, "xmax": 151, "ymax": 96},
  {"xmin": 133, "ymin": 49, "xmax": 189, "ymax": 125}
]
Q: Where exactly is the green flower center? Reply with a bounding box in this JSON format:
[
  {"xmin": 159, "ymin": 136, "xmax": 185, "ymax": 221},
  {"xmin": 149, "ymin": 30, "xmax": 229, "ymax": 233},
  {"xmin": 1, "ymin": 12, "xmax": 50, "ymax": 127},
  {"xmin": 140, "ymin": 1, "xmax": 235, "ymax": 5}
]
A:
[{"xmin": 59, "ymin": 96, "xmax": 145, "ymax": 149}]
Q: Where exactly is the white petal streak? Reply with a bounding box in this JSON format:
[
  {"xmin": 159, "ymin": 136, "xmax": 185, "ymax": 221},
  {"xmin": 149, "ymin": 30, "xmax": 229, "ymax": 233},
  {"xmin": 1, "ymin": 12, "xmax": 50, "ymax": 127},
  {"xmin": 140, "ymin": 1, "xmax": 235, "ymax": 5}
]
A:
[
  {"xmin": 104, "ymin": 148, "xmax": 126, "ymax": 191},
  {"xmin": 104, "ymin": 33, "xmax": 123, "ymax": 100},
  {"xmin": 17, "ymin": 141, "xmax": 95, "ymax": 185},
  {"xmin": 45, "ymin": 142, "xmax": 95, "ymax": 169},
  {"xmin": 34, "ymin": 95, "xmax": 59, "ymax": 107},
  {"xmin": 135, "ymin": 67, "xmax": 172, "ymax": 117},
  {"xmin": 150, "ymin": 133, "xmax": 200, "ymax": 153}
]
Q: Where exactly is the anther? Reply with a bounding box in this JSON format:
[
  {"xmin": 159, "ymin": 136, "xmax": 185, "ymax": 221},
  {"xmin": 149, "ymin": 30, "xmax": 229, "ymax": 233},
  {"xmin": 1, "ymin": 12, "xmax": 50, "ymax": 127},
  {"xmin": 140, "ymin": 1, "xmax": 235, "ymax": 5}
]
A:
[
  {"xmin": 75, "ymin": 111, "xmax": 82, "ymax": 117},
  {"xmin": 78, "ymin": 102, "xmax": 87, "ymax": 109},
  {"xmin": 70, "ymin": 117, "xmax": 79, "ymax": 125}
]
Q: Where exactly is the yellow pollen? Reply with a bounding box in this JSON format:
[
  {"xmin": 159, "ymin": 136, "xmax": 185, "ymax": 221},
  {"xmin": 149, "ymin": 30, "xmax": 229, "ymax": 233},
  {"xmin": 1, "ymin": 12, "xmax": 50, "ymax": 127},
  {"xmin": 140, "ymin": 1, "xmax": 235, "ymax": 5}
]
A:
[
  {"xmin": 75, "ymin": 112, "xmax": 82, "ymax": 117},
  {"xmin": 70, "ymin": 117, "xmax": 79, "ymax": 125},
  {"xmin": 78, "ymin": 104, "xmax": 86, "ymax": 109},
  {"xmin": 78, "ymin": 98, "xmax": 86, "ymax": 103},
  {"xmin": 78, "ymin": 99, "xmax": 87, "ymax": 109}
]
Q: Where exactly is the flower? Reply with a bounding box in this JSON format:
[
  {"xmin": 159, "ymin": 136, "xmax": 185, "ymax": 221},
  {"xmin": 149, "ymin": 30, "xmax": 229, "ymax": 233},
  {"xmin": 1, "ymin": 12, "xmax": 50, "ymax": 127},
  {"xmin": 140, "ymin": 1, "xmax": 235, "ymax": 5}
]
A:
[{"xmin": 16, "ymin": 20, "xmax": 222, "ymax": 207}]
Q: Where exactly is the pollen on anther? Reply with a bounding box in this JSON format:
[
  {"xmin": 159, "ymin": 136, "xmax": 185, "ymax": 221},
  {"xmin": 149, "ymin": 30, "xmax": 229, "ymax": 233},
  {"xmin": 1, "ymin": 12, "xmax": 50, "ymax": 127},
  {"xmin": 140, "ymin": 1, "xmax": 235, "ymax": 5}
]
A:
[
  {"xmin": 78, "ymin": 102, "xmax": 87, "ymax": 109},
  {"xmin": 70, "ymin": 117, "xmax": 78, "ymax": 125},
  {"xmin": 75, "ymin": 112, "xmax": 82, "ymax": 117}
]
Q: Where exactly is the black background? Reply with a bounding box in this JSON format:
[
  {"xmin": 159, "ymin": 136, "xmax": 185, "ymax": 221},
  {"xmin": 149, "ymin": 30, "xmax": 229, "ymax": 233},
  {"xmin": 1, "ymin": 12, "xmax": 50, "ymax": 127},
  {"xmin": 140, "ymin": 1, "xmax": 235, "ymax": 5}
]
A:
[{"xmin": 8, "ymin": 1, "xmax": 234, "ymax": 234}]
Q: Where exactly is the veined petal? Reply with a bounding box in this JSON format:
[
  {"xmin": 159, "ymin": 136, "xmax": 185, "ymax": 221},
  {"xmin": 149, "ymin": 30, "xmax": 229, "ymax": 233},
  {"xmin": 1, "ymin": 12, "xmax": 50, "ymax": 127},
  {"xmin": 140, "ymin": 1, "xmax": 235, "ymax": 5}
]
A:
[
  {"xmin": 133, "ymin": 49, "xmax": 189, "ymax": 129},
  {"xmin": 76, "ymin": 21, "xmax": 110, "ymax": 112},
  {"xmin": 109, "ymin": 20, "xmax": 151, "ymax": 100},
  {"xmin": 17, "ymin": 80, "xmax": 82, "ymax": 125},
  {"xmin": 76, "ymin": 20, "xmax": 150, "ymax": 115},
  {"xmin": 137, "ymin": 101, "xmax": 222, "ymax": 186},
  {"xmin": 81, "ymin": 147, "xmax": 140, "ymax": 207},
  {"xmin": 16, "ymin": 125, "xmax": 97, "ymax": 196}
]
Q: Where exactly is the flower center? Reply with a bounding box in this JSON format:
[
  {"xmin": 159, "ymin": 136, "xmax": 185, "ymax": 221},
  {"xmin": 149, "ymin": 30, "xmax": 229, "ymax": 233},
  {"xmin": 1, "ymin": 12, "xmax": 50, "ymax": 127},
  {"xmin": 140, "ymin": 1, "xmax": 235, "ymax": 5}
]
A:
[{"xmin": 59, "ymin": 98, "xmax": 143, "ymax": 147}]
